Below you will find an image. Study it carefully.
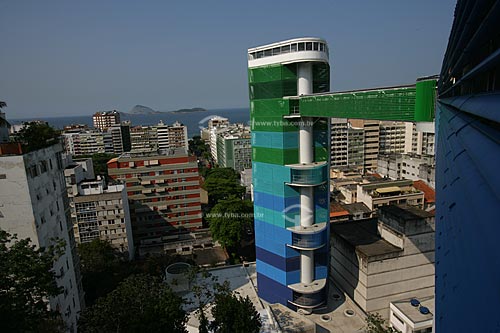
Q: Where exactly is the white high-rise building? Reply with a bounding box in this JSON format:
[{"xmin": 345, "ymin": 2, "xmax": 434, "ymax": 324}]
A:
[{"xmin": 0, "ymin": 143, "xmax": 84, "ymax": 331}]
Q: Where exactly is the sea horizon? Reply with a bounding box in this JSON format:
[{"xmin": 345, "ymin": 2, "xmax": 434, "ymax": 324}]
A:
[{"xmin": 8, "ymin": 107, "xmax": 250, "ymax": 138}]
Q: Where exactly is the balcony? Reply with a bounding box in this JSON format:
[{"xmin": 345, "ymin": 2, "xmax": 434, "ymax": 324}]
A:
[
  {"xmin": 286, "ymin": 162, "xmax": 327, "ymax": 187},
  {"xmin": 287, "ymin": 223, "xmax": 327, "ymax": 250},
  {"xmin": 288, "ymin": 281, "xmax": 327, "ymax": 308}
]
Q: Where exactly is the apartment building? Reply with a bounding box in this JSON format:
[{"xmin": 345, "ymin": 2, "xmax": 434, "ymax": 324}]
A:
[
  {"xmin": 0, "ymin": 142, "xmax": 83, "ymax": 331},
  {"xmin": 379, "ymin": 121, "xmax": 407, "ymax": 155},
  {"xmin": 331, "ymin": 205, "xmax": 435, "ymax": 320},
  {"xmin": 156, "ymin": 120, "xmax": 188, "ymax": 152},
  {"xmin": 103, "ymin": 124, "xmax": 131, "ymax": 154},
  {"xmin": 64, "ymin": 158, "xmax": 134, "ymax": 258},
  {"xmin": 92, "ymin": 110, "xmax": 121, "ymax": 130},
  {"xmin": 63, "ymin": 131, "xmax": 105, "ymax": 156},
  {"xmin": 350, "ymin": 119, "xmax": 380, "ymax": 172},
  {"xmin": 130, "ymin": 126, "xmax": 158, "ymax": 152},
  {"xmin": 216, "ymin": 125, "xmax": 251, "ymax": 172},
  {"xmin": 107, "ymin": 149, "xmax": 202, "ymax": 255}
]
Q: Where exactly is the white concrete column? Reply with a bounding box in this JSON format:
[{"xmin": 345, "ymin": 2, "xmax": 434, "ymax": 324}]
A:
[
  {"xmin": 298, "ymin": 62, "xmax": 315, "ymax": 287},
  {"xmin": 297, "ymin": 62, "xmax": 313, "ymax": 95},
  {"xmin": 299, "ymin": 118, "xmax": 314, "ymax": 164},
  {"xmin": 300, "ymin": 186, "xmax": 314, "ymax": 227},
  {"xmin": 301, "ymin": 250, "xmax": 314, "ymax": 284}
]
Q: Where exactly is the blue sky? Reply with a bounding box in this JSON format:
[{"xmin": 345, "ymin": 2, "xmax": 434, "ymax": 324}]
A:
[{"xmin": 0, "ymin": 0, "xmax": 457, "ymax": 118}]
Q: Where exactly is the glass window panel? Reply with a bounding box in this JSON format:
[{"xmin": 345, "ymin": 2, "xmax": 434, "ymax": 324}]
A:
[
  {"xmin": 306, "ymin": 42, "xmax": 313, "ymax": 50},
  {"xmin": 313, "ymin": 42, "xmax": 319, "ymax": 50},
  {"xmin": 291, "ymin": 43, "xmax": 297, "ymax": 52},
  {"xmin": 298, "ymin": 43, "xmax": 305, "ymax": 51},
  {"xmin": 281, "ymin": 45, "xmax": 290, "ymax": 53}
]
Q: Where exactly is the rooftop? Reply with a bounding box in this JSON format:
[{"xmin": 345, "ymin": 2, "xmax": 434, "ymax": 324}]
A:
[
  {"xmin": 412, "ymin": 180, "xmax": 436, "ymax": 204},
  {"xmin": 343, "ymin": 203, "xmax": 372, "ymax": 215},
  {"xmin": 379, "ymin": 204, "xmax": 434, "ymax": 221},
  {"xmin": 182, "ymin": 263, "xmax": 367, "ymax": 333},
  {"xmin": 391, "ymin": 296, "xmax": 434, "ymax": 325},
  {"xmin": 332, "ymin": 219, "xmax": 402, "ymax": 258}
]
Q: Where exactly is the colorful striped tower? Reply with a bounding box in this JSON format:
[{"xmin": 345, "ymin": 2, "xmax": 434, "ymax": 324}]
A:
[{"xmin": 248, "ymin": 38, "xmax": 331, "ymax": 309}]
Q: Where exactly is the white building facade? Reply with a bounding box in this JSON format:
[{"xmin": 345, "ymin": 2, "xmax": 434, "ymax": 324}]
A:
[{"xmin": 0, "ymin": 143, "xmax": 84, "ymax": 331}]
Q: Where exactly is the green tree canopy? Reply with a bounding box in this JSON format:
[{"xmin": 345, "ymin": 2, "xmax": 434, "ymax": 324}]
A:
[
  {"xmin": 203, "ymin": 167, "xmax": 245, "ymax": 206},
  {"xmin": 188, "ymin": 135, "xmax": 210, "ymax": 158},
  {"xmin": 365, "ymin": 313, "xmax": 398, "ymax": 333},
  {"xmin": 205, "ymin": 167, "xmax": 239, "ymax": 182},
  {"xmin": 78, "ymin": 153, "xmax": 118, "ymax": 180},
  {"xmin": 0, "ymin": 229, "xmax": 65, "ymax": 332},
  {"xmin": 15, "ymin": 122, "xmax": 60, "ymax": 153},
  {"xmin": 78, "ymin": 274, "xmax": 187, "ymax": 333},
  {"xmin": 207, "ymin": 198, "xmax": 253, "ymax": 249},
  {"xmin": 77, "ymin": 239, "xmax": 133, "ymax": 305},
  {"xmin": 210, "ymin": 284, "xmax": 262, "ymax": 333}
]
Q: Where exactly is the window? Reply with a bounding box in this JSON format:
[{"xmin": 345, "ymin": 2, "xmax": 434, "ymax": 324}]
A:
[
  {"xmin": 306, "ymin": 42, "xmax": 313, "ymax": 50},
  {"xmin": 298, "ymin": 42, "xmax": 305, "ymax": 51},
  {"xmin": 313, "ymin": 42, "xmax": 319, "ymax": 50},
  {"xmin": 28, "ymin": 165, "xmax": 38, "ymax": 178},
  {"xmin": 40, "ymin": 160, "xmax": 48, "ymax": 173},
  {"xmin": 0, "ymin": 174, "xmax": 6, "ymax": 179},
  {"xmin": 291, "ymin": 43, "xmax": 297, "ymax": 52}
]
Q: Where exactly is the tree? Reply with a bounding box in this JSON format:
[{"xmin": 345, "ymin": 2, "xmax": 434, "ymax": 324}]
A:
[
  {"xmin": 0, "ymin": 229, "xmax": 65, "ymax": 332},
  {"xmin": 365, "ymin": 313, "xmax": 398, "ymax": 333},
  {"xmin": 210, "ymin": 283, "xmax": 261, "ymax": 333},
  {"xmin": 205, "ymin": 167, "xmax": 239, "ymax": 182},
  {"xmin": 78, "ymin": 153, "xmax": 118, "ymax": 180},
  {"xmin": 0, "ymin": 101, "xmax": 8, "ymax": 127},
  {"xmin": 207, "ymin": 198, "xmax": 253, "ymax": 249},
  {"xmin": 188, "ymin": 135, "xmax": 210, "ymax": 158},
  {"xmin": 15, "ymin": 122, "xmax": 60, "ymax": 153},
  {"xmin": 78, "ymin": 239, "xmax": 133, "ymax": 305},
  {"xmin": 78, "ymin": 274, "xmax": 187, "ymax": 333},
  {"xmin": 203, "ymin": 167, "xmax": 245, "ymax": 206}
]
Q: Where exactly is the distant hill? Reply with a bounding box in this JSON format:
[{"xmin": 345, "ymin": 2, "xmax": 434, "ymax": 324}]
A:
[
  {"xmin": 128, "ymin": 105, "xmax": 161, "ymax": 115},
  {"xmin": 121, "ymin": 105, "xmax": 207, "ymax": 115}
]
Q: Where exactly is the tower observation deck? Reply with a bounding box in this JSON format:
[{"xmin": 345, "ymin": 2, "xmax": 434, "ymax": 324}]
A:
[{"xmin": 248, "ymin": 37, "xmax": 436, "ymax": 310}]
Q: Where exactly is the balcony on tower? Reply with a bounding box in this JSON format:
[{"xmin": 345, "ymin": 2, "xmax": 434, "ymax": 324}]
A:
[
  {"xmin": 288, "ymin": 279, "xmax": 327, "ymax": 309},
  {"xmin": 286, "ymin": 161, "xmax": 327, "ymax": 187},
  {"xmin": 287, "ymin": 223, "xmax": 327, "ymax": 250}
]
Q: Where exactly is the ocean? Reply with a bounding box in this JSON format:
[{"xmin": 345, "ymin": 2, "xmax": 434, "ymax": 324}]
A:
[{"xmin": 9, "ymin": 108, "xmax": 250, "ymax": 138}]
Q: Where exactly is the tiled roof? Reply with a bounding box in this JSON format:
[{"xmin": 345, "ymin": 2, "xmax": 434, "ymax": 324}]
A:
[{"xmin": 413, "ymin": 180, "xmax": 435, "ymax": 204}]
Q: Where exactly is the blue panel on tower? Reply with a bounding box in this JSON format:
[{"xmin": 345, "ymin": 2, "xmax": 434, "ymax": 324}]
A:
[
  {"xmin": 252, "ymin": 131, "xmax": 299, "ymax": 149},
  {"xmin": 257, "ymin": 273, "xmax": 293, "ymax": 306},
  {"xmin": 255, "ymin": 246, "xmax": 300, "ymax": 272}
]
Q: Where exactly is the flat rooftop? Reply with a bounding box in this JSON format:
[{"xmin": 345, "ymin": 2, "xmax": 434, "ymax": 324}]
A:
[
  {"xmin": 391, "ymin": 296, "xmax": 434, "ymax": 325},
  {"xmin": 182, "ymin": 263, "xmax": 367, "ymax": 333},
  {"xmin": 331, "ymin": 219, "xmax": 402, "ymax": 258},
  {"xmin": 380, "ymin": 204, "xmax": 434, "ymax": 220}
]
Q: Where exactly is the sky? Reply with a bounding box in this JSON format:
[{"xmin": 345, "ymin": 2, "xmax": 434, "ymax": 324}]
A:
[{"xmin": 0, "ymin": 0, "xmax": 457, "ymax": 118}]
